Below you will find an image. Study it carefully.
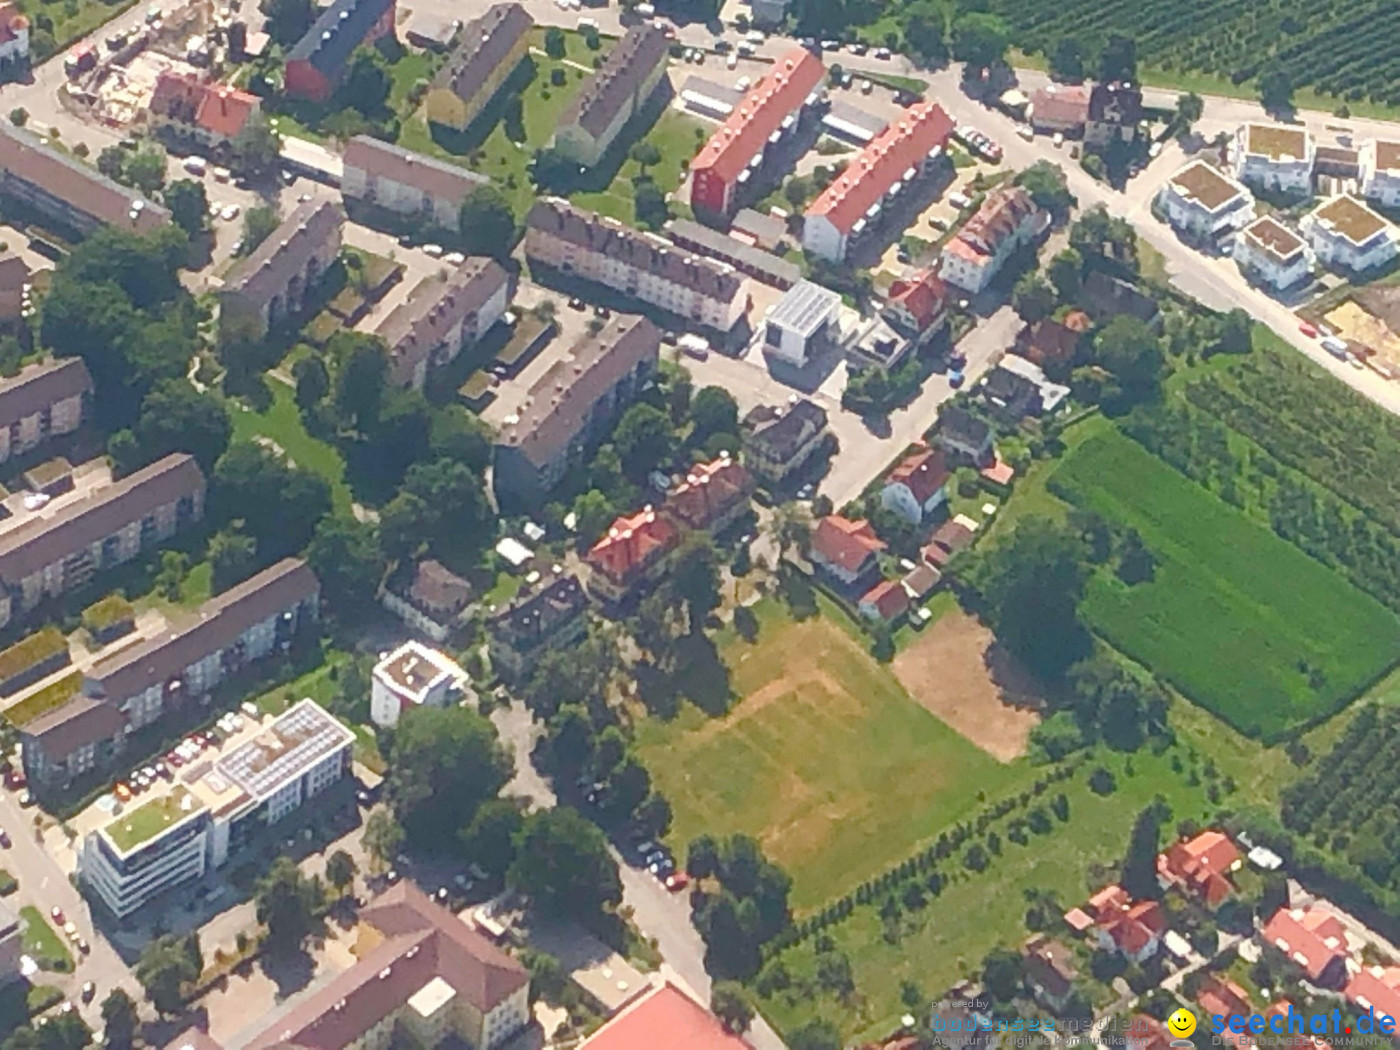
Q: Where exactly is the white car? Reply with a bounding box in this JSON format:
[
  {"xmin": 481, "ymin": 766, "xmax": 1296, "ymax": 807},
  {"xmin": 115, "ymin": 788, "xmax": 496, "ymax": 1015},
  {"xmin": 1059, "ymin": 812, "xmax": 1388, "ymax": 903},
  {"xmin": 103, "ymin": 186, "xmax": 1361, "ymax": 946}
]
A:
[
  {"xmin": 423, "ymin": 244, "xmax": 444, "ymax": 258},
  {"xmin": 182, "ymin": 156, "xmax": 207, "ymax": 176},
  {"xmin": 221, "ymin": 204, "xmax": 240, "ymax": 221},
  {"xmin": 727, "ymin": 53, "xmax": 737, "ymax": 70},
  {"xmin": 859, "ymin": 78, "xmax": 872, "ymax": 94},
  {"xmin": 443, "ymin": 251, "xmax": 466, "ymax": 265}
]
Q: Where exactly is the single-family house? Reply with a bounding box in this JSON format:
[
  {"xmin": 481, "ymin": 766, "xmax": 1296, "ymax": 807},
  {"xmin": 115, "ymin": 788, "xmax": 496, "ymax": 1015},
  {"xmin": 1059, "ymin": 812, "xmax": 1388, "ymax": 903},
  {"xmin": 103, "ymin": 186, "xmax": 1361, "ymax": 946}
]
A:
[
  {"xmin": 425, "ymin": 2, "xmax": 532, "ymax": 132},
  {"xmin": 858, "ymin": 578, "xmax": 909, "ymax": 623},
  {"xmin": 1157, "ymin": 829, "xmax": 1241, "ymax": 907},
  {"xmin": 147, "ymin": 73, "xmax": 261, "ymax": 149},
  {"xmin": 809, "ymin": 515, "xmax": 885, "ymax": 586},
  {"xmin": 939, "ymin": 186, "xmax": 1043, "ymax": 294},
  {"xmin": 380, "ymin": 559, "xmax": 474, "ymax": 643},
  {"xmin": 983, "ymin": 354, "xmax": 1070, "ymax": 419},
  {"xmin": 1022, "ymin": 934, "xmax": 1079, "ymax": 1012},
  {"xmin": 881, "ymin": 267, "xmax": 950, "ymax": 346},
  {"xmin": 1066, "ymin": 884, "xmax": 1165, "ymax": 962},
  {"xmin": 370, "ymin": 641, "xmax": 468, "ymax": 728},
  {"xmin": 1085, "ymin": 82, "xmax": 1143, "ymax": 147},
  {"xmin": 1234, "ymin": 216, "xmax": 1314, "ymax": 290},
  {"xmin": 1262, "ymin": 906, "xmax": 1350, "ymax": 986},
  {"xmin": 881, "ymin": 445, "xmax": 950, "ymax": 525},
  {"xmin": 1029, "ymin": 84, "xmax": 1090, "ymax": 136},
  {"xmin": 935, "ymin": 405, "xmax": 994, "ymax": 467},
  {"xmin": 1346, "ymin": 966, "xmax": 1400, "ymax": 1030},
  {"xmin": 1231, "ymin": 123, "xmax": 1315, "ymax": 196},
  {"xmin": 1300, "ymin": 194, "xmax": 1399, "ymax": 273},
  {"xmin": 741, "ymin": 397, "xmax": 831, "ymax": 488},
  {"xmin": 1359, "ymin": 139, "xmax": 1400, "ymax": 208},
  {"xmin": 1199, "ymin": 977, "xmax": 1255, "ymax": 1049},
  {"xmin": 1016, "ymin": 312, "xmax": 1089, "ymax": 371},
  {"xmin": 1158, "ymin": 160, "xmax": 1255, "ymax": 241}
]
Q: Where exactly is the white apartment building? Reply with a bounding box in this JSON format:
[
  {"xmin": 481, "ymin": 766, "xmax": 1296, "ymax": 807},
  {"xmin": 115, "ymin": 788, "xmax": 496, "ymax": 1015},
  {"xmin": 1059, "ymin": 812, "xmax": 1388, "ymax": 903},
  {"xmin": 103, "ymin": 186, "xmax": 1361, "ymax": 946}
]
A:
[
  {"xmin": 341, "ymin": 136, "xmax": 491, "ymax": 233},
  {"xmin": 370, "ymin": 640, "xmax": 468, "ymax": 728},
  {"xmin": 524, "ymin": 198, "xmax": 747, "ymax": 333},
  {"xmin": 1230, "ymin": 123, "xmax": 1315, "ymax": 195},
  {"xmin": 1157, "ymin": 160, "xmax": 1255, "ymax": 241},
  {"xmin": 1360, "ymin": 139, "xmax": 1400, "ymax": 208},
  {"xmin": 1301, "ymin": 194, "xmax": 1400, "ymax": 272},
  {"xmin": 78, "ymin": 700, "xmax": 353, "ymax": 917},
  {"xmin": 1233, "ymin": 216, "xmax": 1314, "ymax": 291}
]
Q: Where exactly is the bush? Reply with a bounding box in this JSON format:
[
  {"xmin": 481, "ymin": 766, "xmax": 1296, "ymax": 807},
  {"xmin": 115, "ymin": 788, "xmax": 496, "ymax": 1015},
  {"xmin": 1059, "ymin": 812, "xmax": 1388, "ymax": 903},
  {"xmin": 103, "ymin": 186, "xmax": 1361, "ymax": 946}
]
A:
[{"xmin": 0, "ymin": 871, "xmax": 16, "ymax": 896}]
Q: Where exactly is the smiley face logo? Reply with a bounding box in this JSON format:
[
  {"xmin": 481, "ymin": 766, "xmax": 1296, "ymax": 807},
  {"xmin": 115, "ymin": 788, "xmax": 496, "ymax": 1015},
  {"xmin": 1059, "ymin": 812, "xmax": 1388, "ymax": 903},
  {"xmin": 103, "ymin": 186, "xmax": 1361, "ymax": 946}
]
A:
[{"xmin": 1168, "ymin": 1009, "xmax": 1197, "ymax": 1039}]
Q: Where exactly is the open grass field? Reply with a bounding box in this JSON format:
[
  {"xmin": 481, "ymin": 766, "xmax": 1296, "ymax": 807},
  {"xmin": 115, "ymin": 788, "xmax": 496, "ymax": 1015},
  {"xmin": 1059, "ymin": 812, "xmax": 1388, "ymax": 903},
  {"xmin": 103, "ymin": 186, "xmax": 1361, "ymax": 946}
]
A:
[
  {"xmin": 18, "ymin": 907, "xmax": 71, "ymax": 973},
  {"xmin": 229, "ymin": 380, "xmax": 351, "ymax": 512},
  {"xmin": 570, "ymin": 108, "xmax": 709, "ymax": 225},
  {"xmin": 1052, "ymin": 428, "xmax": 1400, "ymax": 740},
  {"xmin": 633, "ymin": 596, "xmax": 1033, "ymax": 910}
]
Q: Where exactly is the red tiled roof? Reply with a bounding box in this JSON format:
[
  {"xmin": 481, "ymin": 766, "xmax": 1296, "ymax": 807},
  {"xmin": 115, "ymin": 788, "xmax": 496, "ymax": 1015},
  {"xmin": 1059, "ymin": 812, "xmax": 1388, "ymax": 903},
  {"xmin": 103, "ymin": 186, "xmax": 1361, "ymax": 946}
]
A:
[
  {"xmin": 1126, "ymin": 1016, "xmax": 1174, "ymax": 1050},
  {"xmin": 580, "ymin": 982, "xmax": 750, "ymax": 1050},
  {"xmin": 196, "ymin": 84, "xmax": 259, "ymax": 139},
  {"xmin": 1347, "ymin": 967, "xmax": 1400, "ymax": 1025},
  {"xmin": 665, "ymin": 454, "xmax": 752, "ymax": 530},
  {"xmin": 946, "ymin": 186, "xmax": 1039, "ymax": 264},
  {"xmin": 1020, "ymin": 317, "xmax": 1081, "ymax": 367},
  {"xmin": 810, "ymin": 515, "xmax": 885, "ymax": 573},
  {"xmin": 1030, "ymin": 84, "xmax": 1091, "ymax": 127},
  {"xmin": 860, "ymin": 578, "xmax": 909, "ymax": 620},
  {"xmin": 0, "ymin": 3, "xmax": 26, "ymax": 44},
  {"xmin": 806, "ymin": 101, "xmax": 954, "ymax": 234},
  {"xmin": 886, "ymin": 445, "xmax": 950, "ymax": 505},
  {"xmin": 1262, "ymin": 906, "xmax": 1349, "ymax": 982},
  {"xmin": 1198, "ymin": 976, "xmax": 1253, "ymax": 1022},
  {"xmin": 690, "ymin": 47, "xmax": 825, "ymax": 183},
  {"xmin": 1084, "ymin": 884, "xmax": 1165, "ymax": 956},
  {"xmin": 1158, "ymin": 830, "xmax": 1240, "ymax": 906},
  {"xmin": 1264, "ymin": 1001, "xmax": 1333, "ymax": 1050},
  {"xmin": 585, "ymin": 506, "xmax": 680, "ymax": 585},
  {"xmin": 886, "ymin": 267, "xmax": 950, "ymax": 331}
]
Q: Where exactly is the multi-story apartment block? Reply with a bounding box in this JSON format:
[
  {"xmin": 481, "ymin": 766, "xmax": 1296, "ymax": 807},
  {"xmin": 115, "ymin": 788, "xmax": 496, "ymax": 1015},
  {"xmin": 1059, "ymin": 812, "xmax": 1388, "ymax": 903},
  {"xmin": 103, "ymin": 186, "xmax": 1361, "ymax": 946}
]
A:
[
  {"xmin": 284, "ymin": 0, "xmax": 396, "ymax": 102},
  {"xmin": 0, "ymin": 124, "xmax": 170, "ymax": 237},
  {"xmin": 492, "ymin": 313, "xmax": 660, "ymax": 507},
  {"xmin": 21, "ymin": 558, "xmax": 317, "ymax": 790},
  {"xmin": 741, "ymin": 397, "xmax": 830, "ymax": 488},
  {"xmin": 584, "ymin": 505, "xmax": 680, "ymax": 605},
  {"xmin": 1233, "ymin": 215, "xmax": 1314, "ymax": 290},
  {"xmin": 1230, "ymin": 123, "xmax": 1315, "ymax": 196},
  {"xmin": 375, "ymin": 256, "xmax": 512, "ymax": 389},
  {"xmin": 0, "ymin": 453, "xmax": 205, "ymax": 633},
  {"xmin": 1360, "ymin": 139, "xmax": 1400, "ymax": 208},
  {"xmin": 0, "ymin": 358, "xmax": 92, "ymax": 465},
  {"xmin": 77, "ymin": 699, "xmax": 353, "ymax": 916},
  {"xmin": 0, "ymin": 253, "xmax": 26, "ymax": 322},
  {"xmin": 525, "ymin": 198, "xmax": 747, "ymax": 332},
  {"xmin": 425, "ymin": 1, "xmax": 532, "ymax": 132},
  {"xmin": 369, "ymin": 640, "xmax": 467, "ymax": 728},
  {"xmin": 1301, "ymin": 194, "xmax": 1400, "ymax": 273},
  {"xmin": 552, "ymin": 23, "xmax": 670, "ymax": 167},
  {"xmin": 1157, "ymin": 160, "xmax": 1255, "ymax": 241},
  {"xmin": 485, "ymin": 572, "xmax": 588, "ymax": 684},
  {"xmin": 939, "ymin": 186, "xmax": 1043, "ymax": 294},
  {"xmin": 217, "ymin": 199, "xmax": 344, "ymax": 342},
  {"xmin": 147, "ymin": 72, "xmax": 261, "ymax": 149},
  {"xmin": 341, "ymin": 136, "xmax": 490, "ymax": 233}
]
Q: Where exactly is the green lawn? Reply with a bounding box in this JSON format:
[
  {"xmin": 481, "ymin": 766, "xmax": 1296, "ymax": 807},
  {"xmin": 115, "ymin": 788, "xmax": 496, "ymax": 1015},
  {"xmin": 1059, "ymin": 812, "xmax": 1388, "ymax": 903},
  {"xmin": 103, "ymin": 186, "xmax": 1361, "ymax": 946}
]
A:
[
  {"xmin": 106, "ymin": 787, "xmax": 199, "ymax": 852},
  {"xmin": 16, "ymin": 0, "xmax": 137, "ymax": 61},
  {"xmin": 250, "ymin": 651, "xmax": 351, "ymax": 716},
  {"xmin": 633, "ymin": 597, "xmax": 1032, "ymax": 910},
  {"xmin": 1052, "ymin": 428, "xmax": 1400, "ymax": 740},
  {"xmin": 571, "ymin": 109, "xmax": 710, "ymax": 225},
  {"xmin": 18, "ymin": 907, "xmax": 71, "ymax": 973},
  {"xmin": 230, "ymin": 380, "xmax": 351, "ymax": 512}
]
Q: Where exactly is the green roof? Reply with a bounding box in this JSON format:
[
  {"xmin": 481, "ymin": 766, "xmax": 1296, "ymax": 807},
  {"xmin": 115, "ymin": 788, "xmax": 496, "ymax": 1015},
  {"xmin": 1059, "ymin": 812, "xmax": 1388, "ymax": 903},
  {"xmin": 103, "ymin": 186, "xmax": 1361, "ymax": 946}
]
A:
[
  {"xmin": 0, "ymin": 628, "xmax": 67, "ymax": 684},
  {"xmin": 82, "ymin": 594, "xmax": 135, "ymax": 633},
  {"xmin": 5, "ymin": 673, "xmax": 81, "ymax": 728},
  {"xmin": 104, "ymin": 788, "xmax": 204, "ymax": 853}
]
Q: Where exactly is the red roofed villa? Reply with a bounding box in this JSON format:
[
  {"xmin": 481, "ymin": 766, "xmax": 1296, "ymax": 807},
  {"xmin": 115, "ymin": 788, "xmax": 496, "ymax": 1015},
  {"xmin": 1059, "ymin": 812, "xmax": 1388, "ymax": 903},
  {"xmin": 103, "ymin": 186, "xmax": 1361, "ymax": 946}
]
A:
[
  {"xmin": 882, "ymin": 267, "xmax": 950, "ymax": 344},
  {"xmin": 809, "ymin": 515, "xmax": 885, "ymax": 586},
  {"xmin": 881, "ymin": 444, "xmax": 950, "ymax": 525},
  {"xmin": 1158, "ymin": 829, "xmax": 1241, "ymax": 906},
  {"xmin": 1066, "ymin": 884, "xmax": 1166, "ymax": 962},
  {"xmin": 1198, "ymin": 976, "xmax": 1255, "ymax": 1048},
  {"xmin": 939, "ymin": 185, "xmax": 1044, "ymax": 294},
  {"xmin": 689, "ymin": 47, "xmax": 825, "ymax": 216},
  {"xmin": 1262, "ymin": 906, "xmax": 1350, "ymax": 985},
  {"xmin": 579, "ymin": 981, "xmax": 751, "ymax": 1050},
  {"xmin": 584, "ymin": 505, "xmax": 680, "ymax": 605},
  {"xmin": 802, "ymin": 101, "xmax": 955, "ymax": 262},
  {"xmin": 148, "ymin": 71, "xmax": 262, "ymax": 147}
]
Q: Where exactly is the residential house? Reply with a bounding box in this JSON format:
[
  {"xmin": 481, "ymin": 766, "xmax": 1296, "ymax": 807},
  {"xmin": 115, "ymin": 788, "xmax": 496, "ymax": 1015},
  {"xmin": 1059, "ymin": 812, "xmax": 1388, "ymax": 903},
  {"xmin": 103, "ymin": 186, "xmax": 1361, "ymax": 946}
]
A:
[
  {"xmin": 525, "ymin": 198, "xmax": 747, "ymax": 333},
  {"xmin": 374, "ymin": 257, "xmax": 511, "ymax": 389},
  {"xmin": 485, "ymin": 572, "xmax": 588, "ymax": 684},
  {"xmin": 1301, "ymin": 194, "xmax": 1399, "ymax": 273},
  {"xmin": 285, "ymin": 0, "xmax": 395, "ymax": 101},
  {"xmin": 1022, "ymin": 934, "xmax": 1079, "ymax": 1012},
  {"xmin": 381, "ymin": 559, "xmax": 474, "ymax": 643},
  {"xmin": 425, "ymin": 2, "xmax": 532, "ymax": 133},
  {"xmin": 1359, "ymin": 139, "xmax": 1400, "ymax": 208},
  {"xmin": 1158, "ymin": 160, "xmax": 1255, "ymax": 241},
  {"xmin": 935, "ymin": 404, "xmax": 994, "ymax": 467},
  {"xmin": 1028, "ymin": 84, "xmax": 1090, "ymax": 136},
  {"xmin": 579, "ymin": 981, "xmax": 749, "ymax": 1050},
  {"xmin": 939, "ymin": 186, "xmax": 1043, "ymax": 294},
  {"xmin": 147, "ymin": 72, "xmax": 261, "ymax": 149},
  {"xmin": 1315, "ymin": 145, "xmax": 1360, "ymax": 180},
  {"xmin": 0, "ymin": 359, "xmax": 93, "ymax": 465},
  {"xmin": 0, "ymin": 454, "xmax": 205, "ymax": 633},
  {"xmin": 882, "ymin": 267, "xmax": 950, "ymax": 347},
  {"xmin": 242, "ymin": 882, "xmax": 529, "ymax": 1050},
  {"xmin": 492, "ymin": 314, "xmax": 660, "ymax": 507},
  {"xmin": 1261, "ymin": 906, "xmax": 1350, "ymax": 986},
  {"xmin": 0, "ymin": 124, "xmax": 171, "ymax": 237},
  {"xmin": 1016, "ymin": 313, "xmax": 1088, "ymax": 371},
  {"xmin": 902, "ymin": 562, "xmax": 940, "ymax": 602},
  {"xmin": 690, "ymin": 47, "xmax": 826, "ymax": 215},
  {"xmin": 1347, "ymin": 966, "xmax": 1400, "ymax": 1029},
  {"xmin": 341, "ymin": 136, "xmax": 491, "ymax": 233},
  {"xmin": 553, "ymin": 24, "xmax": 670, "ymax": 167},
  {"xmin": 370, "ymin": 640, "xmax": 468, "ymax": 728},
  {"xmin": 922, "ymin": 516, "xmax": 976, "ymax": 568},
  {"xmin": 1065, "ymin": 884, "xmax": 1165, "ymax": 962},
  {"xmin": 1231, "ymin": 124, "xmax": 1315, "ymax": 196},
  {"xmin": 23, "ymin": 557, "xmax": 313, "ymax": 790},
  {"xmin": 0, "ymin": 3, "xmax": 28, "ymax": 70},
  {"xmin": 1157, "ymin": 830, "xmax": 1241, "ymax": 907},
  {"xmin": 584, "ymin": 506, "xmax": 680, "ymax": 604},
  {"xmin": 858, "ymin": 578, "xmax": 908, "ymax": 623},
  {"xmin": 802, "ymin": 101, "xmax": 955, "ymax": 262},
  {"xmin": 732, "ymin": 208, "xmax": 787, "ymax": 250},
  {"xmin": 217, "ymin": 199, "xmax": 344, "ymax": 341},
  {"xmin": 762, "ymin": 279, "xmax": 841, "ymax": 367},
  {"xmin": 749, "ymin": 0, "xmax": 788, "ymax": 26},
  {"xmin": 983, "ymin": 354, "xmax": 1070, "ymax": 419},
  {"xmin": 844, "ymin": 315, "xmax": 911, "ymax": 372},
  {"xmin": 1085, "ymin": 82, "xmax": 1143, "ymax": 147},
  {"xmin": 665, "ymin": 453, "xmax": 753, "ymax": 535},
  {"xmin": 1126, "ymin": 1017, "xmax": 1176, "ymax": 1050},
  {"xmin": 741, "ymin": 397, "xmax": 830, "ymax": 488},
  {"xmin": 809, "ymin": 515, "xmax": 885, "ymax": 587},
  {"xmin": 665, "ymin": 218, "xmax": 801, "ymax": 290},
  {"xmin": 1233, "ymin": 215, "xmax": 1314, "ymax": 290},
  {"xmin": 0, "ymin": 253, "xmax": 26, "ymax": 322},
  {"xmin": 881, "ymin": 445, "xmax": 950, "ymax": 525},
  {"xmin": 1263, "ymin": 1001, "xmax": 1335, "ymax": 1050},
  {"xmin": 1081, "ymin": 271, "xmax": 1161, "ymax": 327},
  {"xmin": 1199, "ymin": 977, "xmax": 1255, "ymax": 1049}
]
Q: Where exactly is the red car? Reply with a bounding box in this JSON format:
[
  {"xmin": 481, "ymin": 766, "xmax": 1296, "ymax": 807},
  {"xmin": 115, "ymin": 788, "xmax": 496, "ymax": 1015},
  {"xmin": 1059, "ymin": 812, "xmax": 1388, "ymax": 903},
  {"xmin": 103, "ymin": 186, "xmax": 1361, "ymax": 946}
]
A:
[
  {"xmin": 664, "ymin": 872, "xmax": 690, "ymax": 893},
  {"xmin": 1299, "ymin": 321, "xmax": 1318, "ymax": 337}
]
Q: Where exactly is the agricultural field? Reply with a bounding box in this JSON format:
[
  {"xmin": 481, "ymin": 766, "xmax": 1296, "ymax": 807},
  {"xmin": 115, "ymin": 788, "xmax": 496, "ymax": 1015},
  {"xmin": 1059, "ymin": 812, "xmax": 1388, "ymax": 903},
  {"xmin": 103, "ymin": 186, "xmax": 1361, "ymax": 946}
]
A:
[
  {"xmin": 965, "ymin": 0, "xmax": 1400, "ymax": 107},
  {"xmin": 633, "ymin": 596, "xmax": 1033, "ymax": 910},
  {"xmin": 1051, "ymin": 427, "xmax": 1400, "ymax": 740}
]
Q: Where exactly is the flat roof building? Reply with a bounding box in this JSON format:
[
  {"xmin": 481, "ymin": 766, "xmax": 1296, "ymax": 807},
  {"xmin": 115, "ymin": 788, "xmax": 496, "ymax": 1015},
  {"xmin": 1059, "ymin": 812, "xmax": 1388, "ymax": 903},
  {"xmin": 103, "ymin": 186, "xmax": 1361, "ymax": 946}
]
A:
[
  {"xmin": 370, "ymin": 640, "xmax": 467, "ymax": 728},
  {"xmin": 1301, "ymin": 193, "xmax": 1399, "ymax": 273},
  {"xmin": 1231, "ymin": 122, "xmax": 1315, "ymax": 196},
  {"xmin": 762, "ymin": 279, "xmax": 840, "ymax": 368},
  {"xmin": 1158, "ymin": 160, "xmax": 1254, "ymax": 240},
  {"xmin": 1234, "ymin": 215, "xmax": 1313, "ymax": 290},
  {"xmin": 1360, "ymin": 139, "xmax": 1400, "ymax": 208}
]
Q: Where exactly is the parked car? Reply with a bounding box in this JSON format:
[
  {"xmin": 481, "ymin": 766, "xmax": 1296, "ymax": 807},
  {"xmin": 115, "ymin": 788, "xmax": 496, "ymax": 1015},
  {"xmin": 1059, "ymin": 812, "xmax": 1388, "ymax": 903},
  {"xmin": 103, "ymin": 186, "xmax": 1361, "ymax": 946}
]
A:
[
  {"xmin": 949, "ymin": 369, "xmax": 965, "ymax": 388},
  {"xmin": 81, "ymin": 983, "xmax": 95, "ymax": 1003},
  {"xmin": 0, "ymin": 829, "xmax": 11, "ymax": 849},
  {"xmin": 422, "ymin": 244, "xmax": 444, "ymax": 258},
  {"xmin": 664, "ymin": 871, "xmax": 690, "ymax": 892},
  {"xmin": 568, "ymin": 297, "xmax": 586, "ymax": 310},
  {"xmin": 50, "ymin": 907, "xmax": 64, "ymax": 925},
  {"xmin": 18, "ymin": 791, "xmax": 33, "ymax": 808},
  {"xmin": 1299, "ymin": 321, "xmax": 1318, "ymax": 338}
]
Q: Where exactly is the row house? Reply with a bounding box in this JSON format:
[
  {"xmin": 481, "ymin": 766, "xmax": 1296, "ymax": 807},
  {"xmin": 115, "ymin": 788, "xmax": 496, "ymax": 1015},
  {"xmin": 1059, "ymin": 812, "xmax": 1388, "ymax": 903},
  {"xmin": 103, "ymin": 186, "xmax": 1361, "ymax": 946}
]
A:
[
  {"xmin": 217, "ymin": 199, "xmax": 344, "ymax": 342},
  {"xmin": 1158, "ymin": 160, "xmax": 1255, "ymax": 241},
  {"xmin": 374, "ymin": 256, "xmax": 512, "ymax": 389},
  {"xmin": 147, "ymin": 72, "xmax": 260, "ymax": 149},
  {"xmin": 284, "ymin": 0, "xmax": 396, "ymax": 102},
  {"xmin": 1234, "ymin": 216, "xmax": 1314, "ymax": 291},
  {"xmin": 341, "ymin": 136, "xmax": 490, "ymax": 233},
  {"xmin": 0, "ymin": 453, "xmax": 205, "ymax": 632},
  {"xmin": 1300, "ymin": 194, "xmax": 1399, "ymax": 273},
  {"xmin": 939, "ymin": 186, "xmax": 1043, "ymax": 294},
  {"xmin": 1230, "ymin": 123, "xmax": 1315, "ymax": 196},
  {"xmin": 492, "ymin": 314, "xmax": 661, "ymax": 508},
  {"xmin": 525, "ymin": 197, "xmax": 748, "ymax": 333},
  {"xmin": 425, "ymin": 1, "xmax": 532, "ymax": 132},
  {"xmin": 552, "ymin": 23, "xmax": 670, "ymax": 167},
  {"xmin": 485, "ymin": 572, "xmax": 588, "ymax": 683},
  {"xmin": 0, "ymin": 358, "xmax": 93, "ymax": 465}
]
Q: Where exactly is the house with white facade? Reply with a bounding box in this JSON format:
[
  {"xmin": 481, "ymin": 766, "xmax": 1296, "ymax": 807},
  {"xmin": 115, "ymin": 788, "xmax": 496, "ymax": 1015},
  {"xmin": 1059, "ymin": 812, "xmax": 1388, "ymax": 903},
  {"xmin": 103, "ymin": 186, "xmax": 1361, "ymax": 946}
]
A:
[
  {"xmin": 1230, "ymin": 123, "xmax": 1315, "ymax": 195},
  {"xmin": 881, "ymin": 445, "xmax": 950, "ymax": 525},
  {"xmin": 370, "ymin": 641, "xmax": 468, "ymax": 728},
  {"xmin": 342, "ymin": 136, "xmax": 491, "ymax": 233},
  {"xmin": 1157, "ymin": 160, "xmax": 1254, "ymax": 241},
  {"xmin": 1301, "ymin": 194, "xmax": 1400, "ymax": 273},
  {"xmin": 1359, "ymin": 139, "xmax": 1400, "ymax": 208},
  {"xmin": 1233, "ymin": 215, "xmax": 1314, "ymax": 290},
  {"xmin": 939, "ymin": 186, "xmax": 1043, "ymax": 293}
]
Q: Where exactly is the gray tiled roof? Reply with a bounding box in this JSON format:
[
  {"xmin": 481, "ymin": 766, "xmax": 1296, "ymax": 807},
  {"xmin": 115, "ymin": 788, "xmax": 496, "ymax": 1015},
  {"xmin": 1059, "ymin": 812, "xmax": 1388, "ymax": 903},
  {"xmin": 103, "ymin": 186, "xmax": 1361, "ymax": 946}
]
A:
[
  {"xmin": 221, "ymin": 199, "xmax": 344, "ymax": 308},
  {"xmin": 432, "ymin": 1, "xmax": 533, "ymax": 102},
  {"xmin": 0, "ymin": 358, "xmax": 92, "ymax": 431},
  {"xmin": 559, "ymin": 23, "xmax": 670, "ymax": 138}
]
